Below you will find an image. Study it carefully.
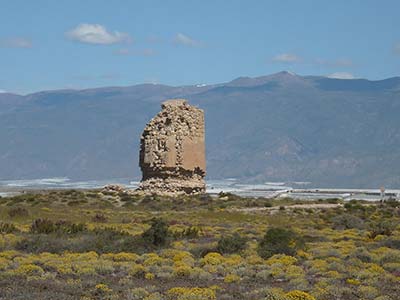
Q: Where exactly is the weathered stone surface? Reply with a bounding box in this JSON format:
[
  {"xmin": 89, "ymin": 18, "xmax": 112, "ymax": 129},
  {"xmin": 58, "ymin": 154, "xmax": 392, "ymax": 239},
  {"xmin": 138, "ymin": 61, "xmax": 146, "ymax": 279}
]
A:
[
  {"xmin": 138, "ymin": 99, "xmax": 206, "ymax": 194},
  {"xmin": 102, "ymin": 184, "xmax": 125, "ymax": 194}
]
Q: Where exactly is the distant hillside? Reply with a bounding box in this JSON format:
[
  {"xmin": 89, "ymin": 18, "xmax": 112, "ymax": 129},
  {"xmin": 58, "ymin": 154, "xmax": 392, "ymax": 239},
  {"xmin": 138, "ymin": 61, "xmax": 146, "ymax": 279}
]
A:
[{"xmin": 1, "ymin": 71, "xmax": 400, "ymax": 188}]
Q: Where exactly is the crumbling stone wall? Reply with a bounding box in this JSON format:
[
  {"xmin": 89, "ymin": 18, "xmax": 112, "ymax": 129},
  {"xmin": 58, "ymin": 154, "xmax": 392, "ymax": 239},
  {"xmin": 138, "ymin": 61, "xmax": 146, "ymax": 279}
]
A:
[{"xmin": 138, "ymin": 99, "xmax": 206, "ymax": 194}]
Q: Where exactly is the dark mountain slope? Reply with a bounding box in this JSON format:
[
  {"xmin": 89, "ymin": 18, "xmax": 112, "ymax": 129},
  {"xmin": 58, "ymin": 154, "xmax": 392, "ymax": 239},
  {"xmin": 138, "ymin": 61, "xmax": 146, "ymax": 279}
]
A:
[{"xmin": 1, "ymin": 72, "xmax": 400, "ymax": 187}]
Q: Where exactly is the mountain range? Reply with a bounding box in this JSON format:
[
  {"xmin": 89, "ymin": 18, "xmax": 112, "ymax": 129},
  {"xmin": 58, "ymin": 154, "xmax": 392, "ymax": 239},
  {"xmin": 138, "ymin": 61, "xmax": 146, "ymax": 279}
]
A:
[{"xmin": 1, "ymin": 71, "xmax": 400, "ymax": 188}]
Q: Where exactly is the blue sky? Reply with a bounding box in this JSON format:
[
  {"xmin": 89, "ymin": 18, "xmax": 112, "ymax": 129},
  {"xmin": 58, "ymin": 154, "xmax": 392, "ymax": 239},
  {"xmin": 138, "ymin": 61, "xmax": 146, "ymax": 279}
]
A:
[{"xmin": 1, "ymin": 0, "xmax": 399, "ymax": 94}]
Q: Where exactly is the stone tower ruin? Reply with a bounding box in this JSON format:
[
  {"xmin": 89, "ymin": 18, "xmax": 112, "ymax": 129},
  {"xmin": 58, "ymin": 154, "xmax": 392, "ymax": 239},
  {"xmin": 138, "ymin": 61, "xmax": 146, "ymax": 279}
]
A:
[{"xmin": 138, "ymin": 99, "xmax": 206, "ymax": 194}]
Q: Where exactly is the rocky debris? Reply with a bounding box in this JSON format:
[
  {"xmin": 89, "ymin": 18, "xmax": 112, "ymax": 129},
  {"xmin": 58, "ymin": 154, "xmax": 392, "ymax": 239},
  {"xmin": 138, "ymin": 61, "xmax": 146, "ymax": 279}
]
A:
[
  {"xmin": 137, "ymin": 99, "xmax": 206, "ymax": 195},
  {"xmin": 102, "ymin": 184, "xmax": 125, "ymax": 193}
]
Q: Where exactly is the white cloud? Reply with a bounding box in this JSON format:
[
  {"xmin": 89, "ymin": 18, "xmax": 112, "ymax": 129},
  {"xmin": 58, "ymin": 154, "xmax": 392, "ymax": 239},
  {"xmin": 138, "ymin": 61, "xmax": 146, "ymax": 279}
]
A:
[
  {"xmin": 114, "ymin": 48, "xmax": 155, "ymax": 56},
  {"xmin": 0, "ymin": 89, "xmax": 6, "ymax": 93},
  {"xmin": 327, "ymin": 72, "xmax": 355, "ymax": 79},
  {"xmin": 0, "ymin": 37, "xmax": 32, "ymax": 48},
  {"xmin": 174, "ymin": 33, "xmax": 201, "ymax": 47},
  {"xmin": 66, "ymin": 23, "xmax": 131, "ymax": 45},
  {"xmin": 272, "ymin": 53, "xmax": 301, "ymax": 63}
]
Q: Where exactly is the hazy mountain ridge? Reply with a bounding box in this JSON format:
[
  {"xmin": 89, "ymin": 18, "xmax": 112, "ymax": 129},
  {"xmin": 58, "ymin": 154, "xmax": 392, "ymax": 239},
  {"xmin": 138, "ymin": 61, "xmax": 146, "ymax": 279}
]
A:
[{"xmin": 1, "ymin": 72, "xmax": 400, "ymax": 188}]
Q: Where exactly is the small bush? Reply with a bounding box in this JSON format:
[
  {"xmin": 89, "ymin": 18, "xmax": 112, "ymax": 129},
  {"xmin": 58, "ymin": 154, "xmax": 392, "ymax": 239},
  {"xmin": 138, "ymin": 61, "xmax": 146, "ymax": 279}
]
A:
[
  {"xmin": 18, "ymin": 227, "xmax": 142, "ymax": 254},
  {"xmin": 385, "ymin": 198, "xmax": 400, "ymax": 208},
  {"xmin": 142, "ymin": 218, "xmax": 169, "ymax": 247},
  {"xmin": 92, "ymin": 213, "xmax": 108, "ymax": 223},
  {"xmin": 258, "ymin": 227, "xmax": 304, "ymax": 259},
  {"xmin": 0, "ymin": 222, "xmax": 18, "ymax": 233},
  {"xmin": 8, "ymin": 207, "xmax": 29, "ymax": 218},
  {"xmin": 190, "ymin": 244, "xmax": 216, "ymax": 258},
  {"xmin": 30, "ymin": 218, "xmax": 56, "ymax": 234},
  {"xmin": 286, "ymin": 290, "xmax": 315, "ymax": 300},
  {"xmin": 54, "ymin": 220, "xmax": 87, "ymax": 234},
  {"xmin": 30, "ymin": 218, "xmax": 87, "ymax": 234},
  {"xmin": 217, "ymin": 232, "xmax": 247, "ymax": 254},
  {"xmin": 331, "ymin": 213, "xmax": 365, "ymax": 230},
  {"xmin": 173, "ymin": 226, "xmax": 201, "ymax": 239},
  {"xmin": 262, "ymin": 289, "xmax": 288, "ymax": 300},
  {"xmin": 368, "ymin": 219, "xmax": 396, "ymax": 239},
  {"xmin": 344, "ymin": 202, "xmax": 365, "ymax": 211}
]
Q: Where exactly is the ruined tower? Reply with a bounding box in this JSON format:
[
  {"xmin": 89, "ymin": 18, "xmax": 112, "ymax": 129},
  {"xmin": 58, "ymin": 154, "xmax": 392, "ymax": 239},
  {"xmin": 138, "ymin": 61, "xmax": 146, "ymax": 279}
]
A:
[{"xmin": 138, "ymin": 99, "xmax": 206, "ymax": 194}]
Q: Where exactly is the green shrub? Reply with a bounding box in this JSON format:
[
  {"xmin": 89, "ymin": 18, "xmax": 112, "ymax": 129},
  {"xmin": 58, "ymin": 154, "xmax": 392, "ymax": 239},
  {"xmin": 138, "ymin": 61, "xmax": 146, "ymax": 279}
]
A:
[
  {"xmin": 30, "ymin": 219, "xmax": 87, "ymax": 234},
  {"xmin": 142, "ymin": 218, "xmax": 169, "ymax": 247},
  {"xmin": 173, "ymin": 226, "xmax": 201, "ymax": 239},
  {"xmin": 0, "ymin": 222, "xmax": 18, "ymax": 233},
  {"xmin": 54, "ymin": 220, "xmax": 87, "ymax": 234},
  {"xmin": 368, "ymin": 219, "xmax": 396, "ymax": 239},
  {"xmin": 8, "ymin": 207, "xmax": 29, "ymax": 218},
  {"xmin": 344, "ymin": 202, "xmax": 365, "ymax": 211},
  {"xmin": 331, "ymin": 213, "xmax": 365, "ymax": 230},
  {"xmin": 217, "ymin": 232, "xmax": 247, "ymax": 254},
  {"xmin": 30, "ymin": 218, "xmax": 56, "ymax": 234},
  {"xmin": 385, "ymin": 198, "xmax": 400, "ymax": 208},
  {"xmin": 17, "ymin": 227, "xmax": 142, "ymax": 254},
  {"xmin": 263, "ymin": 290, "xmax": 288, "ymax": 300},
  {"xmin": 91, "ymin": 213, "xmax": 108, "ymax": 223},
  {"xmin": 257, "ymin": 227, "xmax": 304, "ymax": 259},
  {"xmin": 190, "ymin": 244, "xmax": 216, "ymax": 258}
]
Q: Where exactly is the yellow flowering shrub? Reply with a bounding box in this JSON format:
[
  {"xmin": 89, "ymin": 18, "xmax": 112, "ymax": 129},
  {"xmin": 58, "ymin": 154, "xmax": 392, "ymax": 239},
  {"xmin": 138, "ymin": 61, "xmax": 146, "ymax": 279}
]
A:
[
  {"xmin": 0, "ymin": 234, "xmax": 22, "ymax": 248},
  {"xmin": 173, "ymin": 262, "xmax": 192, "ymax": 277},
  {"xmin": 145, "ymin": 292, "xmax": 163, "ymax": 300},
  {"xmin": 358, "ymin": 285, "xmax": 379, "ymax": 299},
  {"xmin": 95, "ymin": 283, "xmax": 112, "ymax": 293},
  {"xmin": 145, "ymin": 272, "xmax": 155, "ymax": 280},
  {"xmin": 266, "ymin": 254, "xmax": 298, "ymax": 266},
  {"xmin": 346, "ymin": 278, "xmax": 361, "ymax": 285},
  {"xmin": 166, "ymin": 287, "xmax": 216, "ymax": 300},
  {"xmin": 224, "ymin": 254, "xmax": 243, "ymax": 266},
  {"xmin": 285, "ymin": 290, "xmax": 316, "ymax": 300},
  {"xmin": 366, "ymin": 263, "xmax": 385, "ymax": 274},
  {"xmin": 172, "ymin": 251, "xmax": 193, "ymax": 262},
  {"xmin": 224, "ymin": 273, "xmax": 241, "ymax": 283},
  {"xmin": 297, "ymin": 250, "xmax": 312, "ymax": 259},
  {"xmin": 285, "ymin": 265, "xmax": 305, "ymax": 279},
  {"xmin": 142, "ymin": 253, "xmax": 168, "ymax": 266},
  {"xmin": 39, "ymin": 255, "xmax": 73, "ymax": 275},
  {"xmin": 200, "ymin": 252, "xmax": 223, "ymax": 266},
  {"xmin": 11, "ymin": 264, "xmax": 45, "ymax": 277},
  {"xmin": 128, "ymin": 263, "xmax": 146, "ymax": 277},
  {"xmin": 308, "ymin": 259, "xmax": 328, "ymax": 273},
  {"xmin": 326, "ymin": 270, "xmax": 342, "ymax": 279},
  {"xmin": 1, "ymin": 190, "xmax": 399, "ymax": 299},
  {"xmin": 171, "ymin": 241, "xmax": 185, "ymax": 250},
  {"xmin": 0, "ymin": 250, "xmax": 21, "ymax": 260},
  {"xmin": 66, "ymin": 278, "xmax": 82, "ymax": 286},
  {"xmin": 160, "ymin": 250, "xmax": 196, "ymax": 267},
  {"xmin": 102, "ymin": 252, "xmax": 139, "ymax": 262},
  {"xmin": 128, "ymin": 288, "xmax": 149, "ymax": 299},
  {"xmin": 246, "ymin": 254, "xmax": 264, "ymax": 265},
  {"xmin": 0, "ymin": 257, "xmax": 10, "ymax": 270}
]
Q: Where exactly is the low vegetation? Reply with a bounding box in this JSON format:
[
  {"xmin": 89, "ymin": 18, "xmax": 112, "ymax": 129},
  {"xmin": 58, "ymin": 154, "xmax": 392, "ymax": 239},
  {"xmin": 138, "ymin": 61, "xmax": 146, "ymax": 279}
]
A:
[{"xmin": 0, "ymin": 189, "xmax": 399, "ymax": 300}]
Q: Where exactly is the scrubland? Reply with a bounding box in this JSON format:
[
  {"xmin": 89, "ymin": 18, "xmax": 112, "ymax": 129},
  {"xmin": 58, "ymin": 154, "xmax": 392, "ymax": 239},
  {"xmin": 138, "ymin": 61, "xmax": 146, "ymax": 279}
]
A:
[{"xmin": 0, "ymin": 190, "xmax": 399, "ymax": 300}]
